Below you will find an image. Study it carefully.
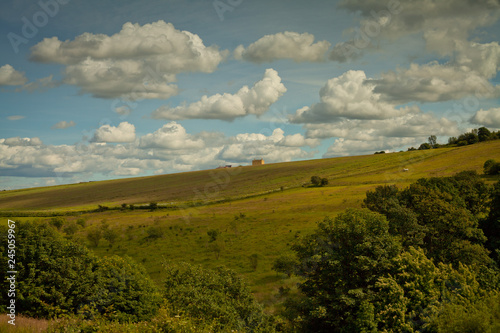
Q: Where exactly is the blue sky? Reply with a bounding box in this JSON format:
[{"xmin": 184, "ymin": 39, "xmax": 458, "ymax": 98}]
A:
[{"xmin": 1, "ymin": 0, "xmax": 500, "ymax": 190}]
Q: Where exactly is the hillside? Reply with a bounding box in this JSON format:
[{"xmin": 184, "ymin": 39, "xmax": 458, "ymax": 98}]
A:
[
  {"xmin": 4, "ymin": 141, "xmax": 500, "ymax": 310},
  {"xmin": 2, "ymin": 140, "xmax": 500, "ymax": 211}
]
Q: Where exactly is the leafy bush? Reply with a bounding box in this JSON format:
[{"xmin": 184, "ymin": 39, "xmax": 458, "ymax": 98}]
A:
[
  {"xmin": 363, "ymin": 172, "xmax": 491, "ymax": 266},
  {"xmin": 419, "ymin": 142, "xmax": 432, "ymax": 150},
  {"xmin": 311, "ymin": 176, "xmax": 328, "ymax": 187},
  {"xmin": 162, "ymin": 262, "xmax": 273, "ymax": 331},
  {"xmin": 484, "ymin": 159, "xmax": 500, "ymax": 175},
  {"xmin": 49, "ymin": 217, "xmax": 65, "ymax": 230},
  {"xmin": 63, "ymin": 221, "xmax": 78, "ymax": 236},
  {"xmin": 311, "ymin": 175, "xmax": 322, "ymax": 186},
  {"xmin": 281, "ymin": 208, "xmax": 497, "ymax": 332},
  {"xmin": 76, "ymin": 218, "xmax": 86, "ymax": 227},
  {"xmin": 272, "ymin": 254, "xmax": 297, "ymax": 278},
  {"xmin": 149, "ymin": 202, "xmax": 158, "ymax": 211},
  {"xmin": 87, "ymin": 228, "xmax": 102, "ymax": 247},
  {"xmin": 103, "ymin": 227, "xmax": 119, "ymax": 246},
  {"xmin": 0, "ymin": 221, "xmax": 160, "ymax": 321},
  {"xmin": 146, "ymin": 226, "xmax": 164, "ymax": 240},
  {"xmin": 89, "ymin": 255, "xmax": 162, "ymax": 322},
  {"xmin": 207, "ymin": 229, "xmax": 220, "ymax": 242}
]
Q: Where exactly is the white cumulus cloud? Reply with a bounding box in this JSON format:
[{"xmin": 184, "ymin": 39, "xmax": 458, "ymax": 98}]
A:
[
  {"xmin": 290, "ymin": 70, "xmax": 414, "ymax": 123},
  {"xmin": 0, "ymin": 123, "xmax": 319, "ymax": 181},
  {"xmin": 304, "ymin": 112, "xmax": 459, "ymax": 140},
  {"xmin": 152, "ymin": 68, "xmax": 287, "ymax": 121},
  {"xmin": 0, "ymin": 64, "xmax": 27, "ymax": 86},
  {"xmin": 234, "ymin": 31, "xmax": 330, "ymax": 63},
  {"xmin": 92, "ymin": 122, "xmax": 136, "ymax": 143},
  {"xmin": 2, "ymin": 137, "xmax": 43, "ymax": 146},
  {"xmin": 29, "ymin": 21, "xmax": 228, "ymax": 100},
  {"xmin": 470, "ymin": 108, "xmax": 500, "ymax": 128},
  {"xmin": 368, "ymin": 61, "xmax": 500, "ymax": 104},
  {"xmin": 218, "ymin": 128, "xmax": 316, "ymax": 163},
  {"xmin": 139, "ymin": 122, "xmax": 204, "ymax": 150}
]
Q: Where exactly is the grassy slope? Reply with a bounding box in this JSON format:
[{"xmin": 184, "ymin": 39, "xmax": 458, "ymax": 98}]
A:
[
  {"xmin": 4, "ymin": 141, "xmax": 500, "ymax": 310},
  {"xmin": 3, "ymin": 141, "xmax": 500, "ymax": 211}
]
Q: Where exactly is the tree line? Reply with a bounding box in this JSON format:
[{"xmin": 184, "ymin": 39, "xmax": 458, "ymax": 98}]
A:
[
  {"xmin": 407, "ymin": 127, "xmax": 499, "ymax": 151},
  {"xmin": 273, "ymin": 171, "xmax": 500, "ymax": 332}
]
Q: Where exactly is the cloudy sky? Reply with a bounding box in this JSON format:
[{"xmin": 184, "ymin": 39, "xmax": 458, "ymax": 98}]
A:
[{"xmin": 1, "ymin": 0, "xmax": 500, "ymax": 190}]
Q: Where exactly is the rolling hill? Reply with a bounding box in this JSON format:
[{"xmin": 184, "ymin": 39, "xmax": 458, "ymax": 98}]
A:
[
  {"xmin": 3, "ymin": 141, "xmax": 500, "ymax": 310},
  {"xmin": 2, "ymin": 141, "xmax": 500, "ymax": 211}
]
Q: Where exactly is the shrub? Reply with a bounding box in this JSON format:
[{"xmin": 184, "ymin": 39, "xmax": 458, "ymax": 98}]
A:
[
  {"xmin": 311, "ymin": 176, "xmax": 322, "ymax": 186},
  {"xmin": 97, "ymin": 205, "xmax": 109, "ymax": 212},
  {"xmin": 149, "ymin": 202, "xmax": 158, "ymax": 211},
  {"xmin": 63, "ymin": 222, "xmax": 78, "ymax": 236},
  {"xmin": 0, "ymin": 221, "xmax": 161, "ymax": 321},
  {"xmin": 76, "ymin": 218, "xmax": 86, "ymax": 227},
  {"xmin": 419, "ymin": 143, "xmax": 432, "ymax": 150},
  {"xmin": 50, "ymin": 217, "xmax": 65, "ymax": 230},
  {"xmin": 146, "ymin": 226, "xmax": 164, "ymax": 240},
  {"xmin": 162, "ymin": 262, "xmax": 272, "ymax": 331},
  {"xmin": 207, "ymin": 229, "xmax": 220, "ymax": 242},
  {"xmin": 311, "ymin": 176, "xmax": 328, "ymax": 187},
  {"xmin": 272, "ymin": 254, "xmax": 297, "ymax": 278},
  {"xmin": 484, "ymin": 159, "xmax": 500, "ymax": 175},
  {"xmin": 90, "ymin": 255, "xmax": 162, "ymax": 322},
  {"xmin": 103, "ymin": 228, "xmax": 119, "ymax": 246},
  {"xmin": 87, "ymin": 228, "xmax": 102, "ymax": 247}
]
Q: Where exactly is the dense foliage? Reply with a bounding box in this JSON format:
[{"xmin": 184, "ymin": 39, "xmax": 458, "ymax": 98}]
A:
[
  {"xmin": 163, "ymin": 261, "xmax": 274, "ymax": 332},
  {"xmin": 0, "ymin": 221, "xmax": 161, "ymax": 322},
  {"xmin": 0, "ymin": 220, "xmax": 275, "ymax": 331},
  {"xmin": 278, "ymin": 172, "xmax": 500, "ymax": 332}
]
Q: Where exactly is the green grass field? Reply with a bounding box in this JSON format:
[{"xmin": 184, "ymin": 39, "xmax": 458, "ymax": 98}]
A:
[{"xmin": 3, "ymin": 141, "xmax": 500, "ymax": 311}]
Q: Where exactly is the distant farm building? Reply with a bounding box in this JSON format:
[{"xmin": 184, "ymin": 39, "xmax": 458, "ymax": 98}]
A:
[{"xmin": 252, "ymin": 159, "xmax": 265, "ymax": 166}]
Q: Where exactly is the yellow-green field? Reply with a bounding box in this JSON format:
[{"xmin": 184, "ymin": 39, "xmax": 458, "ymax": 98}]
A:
[{"xmin": 3, "ymin": 141, "xmax": 500, "ymax": 310}]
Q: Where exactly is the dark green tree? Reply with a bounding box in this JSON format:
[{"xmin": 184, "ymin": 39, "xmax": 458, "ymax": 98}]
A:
[
  {"xmin": 484, "ymin": 159, "xmax": 500, "ymax": 175},
  {"xmin": 87, "ymin": 228, "xmax": 102, "ymax": 247},
  {"xmin": 289, "ymin": 209, "xmax": 401, "ymax": 332},
  {"xmin": 478, "ymin": 127, "xmax": 492, "ymax": 142},
  {"xmin": 0, "ymin": 221, "xmax": 160, "ymax": 321},
  {"xmin": 103, "ymin": 227, "xmax": 118, "ymax": 246},
  {"xmin": 419, "ymin": 143, "xmax": 432, "ymax": 150},
  {"xmin": 485, "ymin": 159, "xmax": 497, "ymax": 174},
  {"xmin": 207, "ymin": 229, "xmax": 220, "ymax": 242},
  {"xmin": 90, "ymin": 255, "xmax": 162, "ymax": 322},
  {"xmin": 428, "ymin": 135, "xmax": 437, "ymax": 147},
  {"xmin": 63, "ymin": 222, "xmax": 78, "ymax": 236},
  {"xmin": 272, "ymin": 254, "xmax": 297, "ymax": 278},
  {"xmin": 162, "ymin": 262, "xmax": 271, "ymax": 331},
  {"xmin": 311, "ymin": 175, "xmax": 322, "ymax": 186},
  {"xmin": 366, "ymin": 174, "xmax": 491, "ymax": 267},
  {"xmin": 482, "ymin": 181, "xmax": 500, "ymax": 264},
  {"xmin": 50, "ymin": 217, "xmax": 65, "ymax": 230},
  {"xmin": 146, "ymin": 225, "xmax": 164, "ymax": 240}
]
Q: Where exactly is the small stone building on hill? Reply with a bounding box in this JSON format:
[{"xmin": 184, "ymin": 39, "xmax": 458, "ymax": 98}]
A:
[{"xmin": 252, "ymin": 159, "xmax": 265, "ymax": 166}]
